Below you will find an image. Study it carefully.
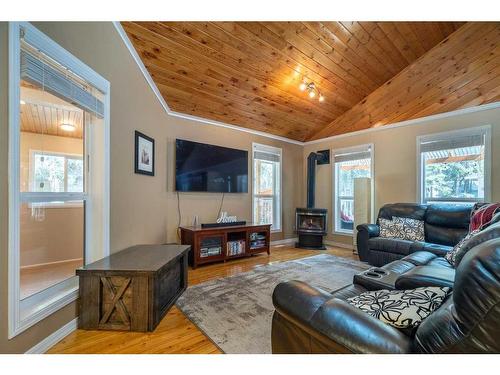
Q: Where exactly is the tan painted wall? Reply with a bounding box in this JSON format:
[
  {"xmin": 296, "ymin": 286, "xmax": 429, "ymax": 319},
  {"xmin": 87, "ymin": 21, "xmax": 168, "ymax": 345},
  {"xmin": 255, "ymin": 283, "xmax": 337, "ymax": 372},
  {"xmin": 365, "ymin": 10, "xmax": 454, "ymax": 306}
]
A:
[
  {"xmin": 0, "ymin": 22, "xmax": 303, "ymax": 352},
  {"xmin": 303, "ymin": 107, "xmax": 500, "ymax": 247}
]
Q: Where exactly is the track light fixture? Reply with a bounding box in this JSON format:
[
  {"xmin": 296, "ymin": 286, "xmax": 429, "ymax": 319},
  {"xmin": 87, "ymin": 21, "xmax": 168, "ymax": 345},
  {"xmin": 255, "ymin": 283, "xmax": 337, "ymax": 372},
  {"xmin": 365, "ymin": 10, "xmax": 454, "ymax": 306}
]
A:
[{"xmin": 298, "ymin": 79, "xmax": 324, "ymax": 102}]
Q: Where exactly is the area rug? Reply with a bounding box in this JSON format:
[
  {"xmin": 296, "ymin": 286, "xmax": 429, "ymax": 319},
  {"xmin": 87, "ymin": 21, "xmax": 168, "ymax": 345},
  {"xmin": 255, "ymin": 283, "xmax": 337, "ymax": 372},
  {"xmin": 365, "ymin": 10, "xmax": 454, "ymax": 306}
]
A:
[{"xmin": 175, "ymin": 254, "xmax": 369, "ymax": 353}]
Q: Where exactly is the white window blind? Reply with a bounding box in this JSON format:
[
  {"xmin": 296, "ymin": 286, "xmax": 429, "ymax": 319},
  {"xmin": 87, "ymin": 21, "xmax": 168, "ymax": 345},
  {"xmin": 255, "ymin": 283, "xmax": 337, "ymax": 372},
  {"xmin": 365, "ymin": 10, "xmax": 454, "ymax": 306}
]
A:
[
  {"xmin": 333, "ymin": 145, "xmax": 373, "ymax": 234},
  {"xmin": 20, "ymin": 50, "xmax": 104, "ymax": 118},
  {"xmin": 418, "ymin": 126, "xmax": 490, "ymax": 204},
  {"xmin": 253, "ymin": 144, "xmax": 282, "ymax": 231}
]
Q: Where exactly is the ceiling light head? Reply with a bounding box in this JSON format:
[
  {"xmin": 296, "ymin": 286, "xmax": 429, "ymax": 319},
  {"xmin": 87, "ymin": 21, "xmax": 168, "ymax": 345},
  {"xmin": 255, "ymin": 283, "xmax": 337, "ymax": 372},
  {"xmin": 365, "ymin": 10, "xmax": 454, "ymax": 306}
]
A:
[
  {"xmin": 299, "ymin": 82, "xmax": 307, "ymax": 91},
  {"xmin": 318, "ymin": 94, "xmax": 325, "ymax": 102},
  {"xmin": 60, "ymin": 123, "xmax": 76, "ymax": 132},
  {"xmin": 308, "ymin": 90, "xmax": 316, "ymax": 98}
]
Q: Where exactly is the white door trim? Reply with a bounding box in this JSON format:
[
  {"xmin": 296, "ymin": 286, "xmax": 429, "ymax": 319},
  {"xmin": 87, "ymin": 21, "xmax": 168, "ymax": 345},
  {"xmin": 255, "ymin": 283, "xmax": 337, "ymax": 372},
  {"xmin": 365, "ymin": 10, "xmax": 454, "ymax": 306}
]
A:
[{"xmin": 8, "ymin": 22, "xmax": 110, "ymax": 339}]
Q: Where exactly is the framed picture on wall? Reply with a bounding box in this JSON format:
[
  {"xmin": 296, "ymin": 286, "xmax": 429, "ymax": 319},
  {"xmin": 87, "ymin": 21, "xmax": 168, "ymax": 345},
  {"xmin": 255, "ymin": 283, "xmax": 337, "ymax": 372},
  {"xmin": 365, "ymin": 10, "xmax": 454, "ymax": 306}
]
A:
[{"xmin": 135, "ymin": 131, "xmax": 155, "ymax": 176}]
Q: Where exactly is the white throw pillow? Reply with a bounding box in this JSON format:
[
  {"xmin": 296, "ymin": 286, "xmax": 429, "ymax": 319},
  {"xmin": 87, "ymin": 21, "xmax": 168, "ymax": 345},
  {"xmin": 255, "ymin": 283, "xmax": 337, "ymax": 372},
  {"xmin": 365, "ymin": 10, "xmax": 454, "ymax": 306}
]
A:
[{"xmin": 347, "ymin": 286, "xmax": 450, "ymax": 329}]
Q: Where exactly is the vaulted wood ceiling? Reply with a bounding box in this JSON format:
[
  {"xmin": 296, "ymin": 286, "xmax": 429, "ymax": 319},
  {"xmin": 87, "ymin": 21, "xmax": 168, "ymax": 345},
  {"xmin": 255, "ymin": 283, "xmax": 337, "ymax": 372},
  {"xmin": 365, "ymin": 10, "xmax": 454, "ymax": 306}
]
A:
[{"xmin": 122, "ymin": 22, "xmax": 500, "ymax": 142}]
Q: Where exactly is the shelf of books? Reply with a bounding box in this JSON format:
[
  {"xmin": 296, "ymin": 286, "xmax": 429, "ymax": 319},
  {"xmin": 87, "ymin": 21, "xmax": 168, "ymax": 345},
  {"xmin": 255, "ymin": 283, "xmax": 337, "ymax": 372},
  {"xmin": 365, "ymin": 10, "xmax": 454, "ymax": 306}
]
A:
[{"xmin": 249, "ymin": 231, "xmax": 268, "ymax": 252}]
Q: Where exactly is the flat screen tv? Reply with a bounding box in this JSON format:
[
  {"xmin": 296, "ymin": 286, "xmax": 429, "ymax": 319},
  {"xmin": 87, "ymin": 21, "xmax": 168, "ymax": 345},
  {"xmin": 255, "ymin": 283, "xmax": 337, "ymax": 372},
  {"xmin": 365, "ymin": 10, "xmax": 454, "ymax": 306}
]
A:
[{"xmin": 175, "ymin": 139, "xmax": 248, "ymax": 193}]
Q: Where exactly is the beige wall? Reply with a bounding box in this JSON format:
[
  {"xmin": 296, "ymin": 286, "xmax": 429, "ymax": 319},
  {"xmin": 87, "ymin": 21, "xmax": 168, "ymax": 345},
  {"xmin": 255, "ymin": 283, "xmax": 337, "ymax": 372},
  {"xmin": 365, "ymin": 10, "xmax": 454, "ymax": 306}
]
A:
[
  {"xmin": 303, "ymin": 107, "xmax": 500, "ymax": 246},
  {"xmin": 0, "ymin": 22, "xmax": 303, "ymax": 353}
]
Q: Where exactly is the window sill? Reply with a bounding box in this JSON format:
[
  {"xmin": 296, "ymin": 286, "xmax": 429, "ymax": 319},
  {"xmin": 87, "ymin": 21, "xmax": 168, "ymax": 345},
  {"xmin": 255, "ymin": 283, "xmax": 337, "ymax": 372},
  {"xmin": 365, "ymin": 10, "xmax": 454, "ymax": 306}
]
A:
[
  {"xmin": 28, "ymin": 201, "xmax": 84, "ymax": 209},
  {"xmin": 12, "ymin": 277, "xmax": 79, "ymax": 338}
]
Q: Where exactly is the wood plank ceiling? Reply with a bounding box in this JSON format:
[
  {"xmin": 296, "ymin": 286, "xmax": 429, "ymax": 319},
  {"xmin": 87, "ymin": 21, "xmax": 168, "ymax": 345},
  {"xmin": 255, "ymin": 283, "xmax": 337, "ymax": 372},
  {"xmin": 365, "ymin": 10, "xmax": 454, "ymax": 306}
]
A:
[
  {"xmin": 20, "ymin": 86, "xmax": 84, "ymax": 139},
  {"xmin": 120, "ymin": 22, "xmax": 500, "ymax": 142}
]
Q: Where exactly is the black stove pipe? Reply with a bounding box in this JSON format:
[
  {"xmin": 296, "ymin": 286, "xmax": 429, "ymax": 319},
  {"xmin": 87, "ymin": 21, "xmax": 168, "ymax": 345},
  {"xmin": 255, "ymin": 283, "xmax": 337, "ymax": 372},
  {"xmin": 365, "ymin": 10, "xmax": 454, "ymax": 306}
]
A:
[
  {"xmin": 307, "ymin": 152, "xmax": 318, "ymax": 208},
  {"xmin": 307, "ymin": 151, "xmax": 329, "ymax": 208}
]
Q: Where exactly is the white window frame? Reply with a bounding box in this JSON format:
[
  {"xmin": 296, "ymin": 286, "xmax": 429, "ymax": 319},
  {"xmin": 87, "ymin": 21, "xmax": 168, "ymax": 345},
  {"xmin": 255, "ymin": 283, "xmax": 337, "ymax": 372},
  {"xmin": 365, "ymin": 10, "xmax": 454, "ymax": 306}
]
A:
[
  {"xmin": 332, "ymin": 144, "xmax": 374, "ymax": 236},
  {"xmin": 416, "ymin": 125, "xmax": 491, "ymax": 205},
  {"xmin": 8, "ymin": 22, "xmax": 110, "ymax": 338},
  {"xmin": 252, "ymin": 143, "xmax": 282, "ymax": 232},
  {"xmin": 29, "ymin": 149, "xmax": 83, "ymax": 188}
]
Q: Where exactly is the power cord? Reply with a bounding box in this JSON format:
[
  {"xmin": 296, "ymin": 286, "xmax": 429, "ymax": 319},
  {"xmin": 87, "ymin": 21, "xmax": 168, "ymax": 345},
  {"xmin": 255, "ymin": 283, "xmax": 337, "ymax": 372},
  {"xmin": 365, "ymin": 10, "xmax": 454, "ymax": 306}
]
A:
[
  {"xmin": 176, "ymin": 191, "xmax": 182, "ymax": 241},
  {"xmin": 217, "ymin": 192, "xmax": 225, "ymax": 220}
]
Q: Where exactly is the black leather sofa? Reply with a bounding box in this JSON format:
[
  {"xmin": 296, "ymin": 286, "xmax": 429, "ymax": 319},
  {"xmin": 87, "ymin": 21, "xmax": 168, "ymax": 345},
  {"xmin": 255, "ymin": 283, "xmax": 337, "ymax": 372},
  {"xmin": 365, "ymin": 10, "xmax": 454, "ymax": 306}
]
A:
[
  {"xmin": 271, "ymin": 221, "xmax": 500, "ymax": 353},
  {"xmin": 356, "ymin": 203, "xmax": 472, "ymax": 266}
]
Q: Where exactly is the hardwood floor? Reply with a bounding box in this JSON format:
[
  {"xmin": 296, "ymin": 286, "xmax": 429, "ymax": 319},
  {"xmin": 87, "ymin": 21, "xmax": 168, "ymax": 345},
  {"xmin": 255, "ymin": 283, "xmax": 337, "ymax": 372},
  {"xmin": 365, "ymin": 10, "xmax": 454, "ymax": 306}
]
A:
[{"xmin": 48, "ymin": 244, "xmax": 357, "ymax": 354}]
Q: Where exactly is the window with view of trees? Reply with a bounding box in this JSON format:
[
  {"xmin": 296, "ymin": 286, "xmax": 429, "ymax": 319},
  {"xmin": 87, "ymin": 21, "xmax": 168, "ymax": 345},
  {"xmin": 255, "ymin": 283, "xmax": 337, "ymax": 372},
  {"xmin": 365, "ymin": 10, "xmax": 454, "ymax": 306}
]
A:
[
  {"xmin": 418, "ymin": 127, "xmax": 490, "ymax": 204},
  {"xmin": 333, "ymin": 145, "xmax": 372, "ymax": 234},
  {"xmin": 253, "ymin": 143, "xmax": 281, "ymax": 231},
  {"xmin": 31, "ymin": 152, "xmax": 84, "ymax": 193}
]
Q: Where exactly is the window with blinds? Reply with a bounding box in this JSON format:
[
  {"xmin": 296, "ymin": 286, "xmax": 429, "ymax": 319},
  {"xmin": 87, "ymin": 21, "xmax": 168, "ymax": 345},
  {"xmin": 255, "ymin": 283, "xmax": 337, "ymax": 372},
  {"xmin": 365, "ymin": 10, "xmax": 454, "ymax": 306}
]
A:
[
  {"xmin": 333, "ymin": 145, "xmax": 373, "ymax": 234},
  {"xmin": 8, "ymin": 22, "xmax": 110, "ymax": 338},
  {"xmin": 418, "ymin": 126, "xmax": 491, "ymax": 204},
  {"xmin": 252, "ymin": 143, "xmax": 282, "ymax": 231}
]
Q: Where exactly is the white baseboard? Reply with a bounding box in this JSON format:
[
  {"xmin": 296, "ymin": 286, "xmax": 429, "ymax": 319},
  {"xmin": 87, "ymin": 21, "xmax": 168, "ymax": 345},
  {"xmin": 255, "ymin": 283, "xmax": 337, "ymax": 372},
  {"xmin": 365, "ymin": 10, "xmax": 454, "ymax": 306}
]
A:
[
  {"xmin": 25, "ymin": 317, "xmax": 78, "ymax": 354},
  {"xmin": 270, "ymin": 237, "xmax": 298, "ymax": 246},
  {"xmin": 324, "ymin": 240, "xmax": 355, "ymax": 251}
]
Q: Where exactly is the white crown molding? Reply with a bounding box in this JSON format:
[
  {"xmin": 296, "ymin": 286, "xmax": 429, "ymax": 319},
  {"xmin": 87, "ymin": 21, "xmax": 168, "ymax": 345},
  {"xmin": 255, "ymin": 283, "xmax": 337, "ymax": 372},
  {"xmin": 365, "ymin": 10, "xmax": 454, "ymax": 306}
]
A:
[
  {"xmin": 112, "ymin": 22, "xmax": 303, "ymax": 146},
  {"xmin": 113, "ymin": 22, "xmax": 500, "ymax": 148},
  {"xmin": 304, "ymin": 101, "xmax": 500, "ymax": 145},
  {"xmin": 25, "ymin": 318, "xmax": 78, "ymax": 354}
]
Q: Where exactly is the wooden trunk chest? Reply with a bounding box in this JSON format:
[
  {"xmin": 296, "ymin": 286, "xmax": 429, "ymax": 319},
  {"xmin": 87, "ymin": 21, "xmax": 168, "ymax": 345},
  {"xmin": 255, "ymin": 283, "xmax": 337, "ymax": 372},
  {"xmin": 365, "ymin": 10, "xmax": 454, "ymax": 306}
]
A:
[{"xmin": 76, "ymin": 244, "xmax": 190, "ymax": 332}]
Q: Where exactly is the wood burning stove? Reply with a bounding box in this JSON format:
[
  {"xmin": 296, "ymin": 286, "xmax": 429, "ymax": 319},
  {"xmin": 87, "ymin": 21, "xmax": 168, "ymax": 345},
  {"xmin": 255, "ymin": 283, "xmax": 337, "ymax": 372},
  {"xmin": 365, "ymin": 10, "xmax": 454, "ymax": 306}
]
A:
[
  {"xmin": 296, "ymin": 150, "xmax": 329, "ymax": 250},
  {"xmin": 295, "ymin": 208, "xmax": 328, "ymax": 249}
]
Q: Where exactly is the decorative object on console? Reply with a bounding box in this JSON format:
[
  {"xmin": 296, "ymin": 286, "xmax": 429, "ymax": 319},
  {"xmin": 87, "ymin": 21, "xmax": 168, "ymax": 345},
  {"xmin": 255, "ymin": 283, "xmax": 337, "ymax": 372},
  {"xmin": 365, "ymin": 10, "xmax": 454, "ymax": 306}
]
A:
[
  {"xmin": 392, "ymin": 216, "xmax": 425, "ymax": 241},
  {"xmin": 346, "ymin": 286, "xmax": 450, "ymax": 329},
  {"xmin": 217, "ymin": 211, "xmax": 238, "ymax": 224},
  {"xmin": 134, "ymin": 130, "xmax": 155, "ymax": 176},
  {"xmin": 296, "ymin": 150, "xmax": 330, "ymax": 250}
]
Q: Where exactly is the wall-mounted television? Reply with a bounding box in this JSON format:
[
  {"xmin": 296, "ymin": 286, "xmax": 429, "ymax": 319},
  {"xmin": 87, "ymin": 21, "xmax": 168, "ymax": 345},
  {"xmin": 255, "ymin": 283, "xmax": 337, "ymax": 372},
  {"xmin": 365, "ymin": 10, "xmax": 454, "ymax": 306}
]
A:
[{"xmin": 175, "ymin": 139, "xmax": 248, "ymax": 193}]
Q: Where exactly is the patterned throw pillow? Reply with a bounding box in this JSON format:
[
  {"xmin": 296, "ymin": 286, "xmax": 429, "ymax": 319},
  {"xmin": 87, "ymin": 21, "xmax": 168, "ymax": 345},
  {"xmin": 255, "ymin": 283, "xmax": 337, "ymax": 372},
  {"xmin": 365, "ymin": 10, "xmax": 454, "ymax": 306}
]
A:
[
  {"xmin": 469, "ymin": 202, "xmax": 500, "ymax": 232},
  {"xmin": 392, "ymin": 216, "xmax": 425, "ymax": 241},
  {"xmin": 347, "ymin": 286, "xmax": 450, "ymax": 329},
  {"xmin": 444, "ymin": 229, "xmax": 481, "ymax": 267},
  {"xmin": 378, "ymin": 218, "xmax": 404, "ymax": 239}
]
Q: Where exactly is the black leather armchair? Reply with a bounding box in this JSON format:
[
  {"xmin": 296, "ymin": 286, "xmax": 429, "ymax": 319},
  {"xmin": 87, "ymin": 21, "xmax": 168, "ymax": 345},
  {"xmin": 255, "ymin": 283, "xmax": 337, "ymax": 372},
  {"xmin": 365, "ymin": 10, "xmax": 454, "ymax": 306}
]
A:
[
  {"xmin": 357, "ymin": 203, "xmax": 472, "ymax": 266},
  {"xmin": 272, "ymin": 229, "xmax": 500, "ymax": 353}
]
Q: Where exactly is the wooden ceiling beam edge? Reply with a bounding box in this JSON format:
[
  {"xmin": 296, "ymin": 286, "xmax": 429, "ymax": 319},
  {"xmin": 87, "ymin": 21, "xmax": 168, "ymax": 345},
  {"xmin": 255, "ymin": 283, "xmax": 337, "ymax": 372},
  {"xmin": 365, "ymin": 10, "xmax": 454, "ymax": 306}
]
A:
[{"xmin": 303, "ymin": 101, "xmax": 500, "ymax": 145}]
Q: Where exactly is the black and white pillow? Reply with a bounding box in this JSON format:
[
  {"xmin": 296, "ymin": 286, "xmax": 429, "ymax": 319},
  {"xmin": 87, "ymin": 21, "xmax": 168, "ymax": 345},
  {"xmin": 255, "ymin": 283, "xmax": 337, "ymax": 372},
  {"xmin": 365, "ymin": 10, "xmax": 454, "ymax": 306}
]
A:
[
  {"xmin": 347, "ymin": 286, "xmax": 450, "ymax": 329},
  {"xmin": 379, "ymin": 218, "xmax": 404, "ymax": 239},
  {"xmin": 392, "ymin": 216, "xmax": 425, "ymax": 241},
  {"xmin": 444, "ymin": 229, "xmax": 480, "ymax": 267}
]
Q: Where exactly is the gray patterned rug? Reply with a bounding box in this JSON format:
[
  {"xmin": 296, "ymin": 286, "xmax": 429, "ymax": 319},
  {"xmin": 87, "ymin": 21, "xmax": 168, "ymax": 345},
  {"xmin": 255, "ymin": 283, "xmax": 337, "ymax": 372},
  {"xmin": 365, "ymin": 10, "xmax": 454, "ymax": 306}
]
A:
[{"xmin": 175, "ymin": 254, "xmax": 369, "ymax": 353}]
